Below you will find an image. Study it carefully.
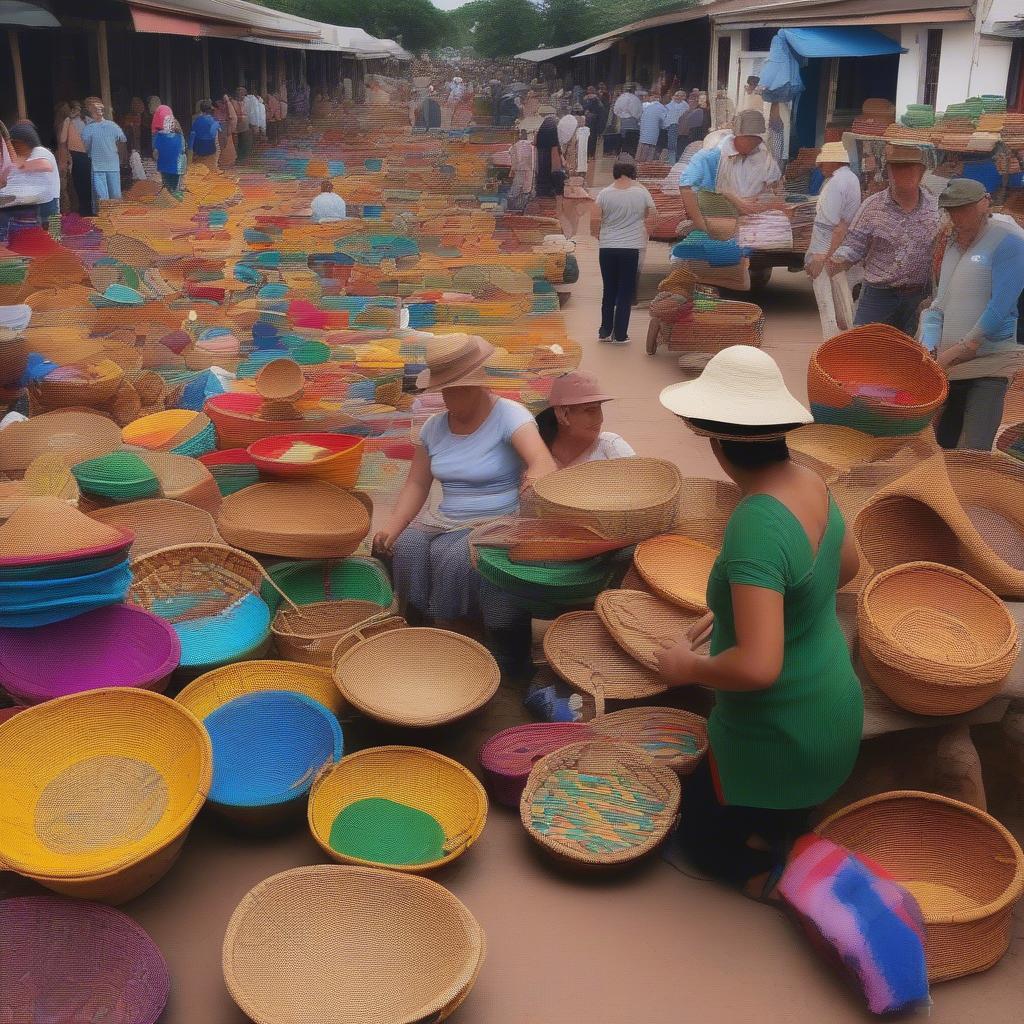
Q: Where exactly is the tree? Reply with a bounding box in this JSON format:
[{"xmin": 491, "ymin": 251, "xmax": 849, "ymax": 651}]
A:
[
  {"xmin": 540, "ymin": 0, "xmax": 591, "ymax": 47},
  {"xmin": 451, "ymin": 0, "xmax": 544, "ymax": 58}
]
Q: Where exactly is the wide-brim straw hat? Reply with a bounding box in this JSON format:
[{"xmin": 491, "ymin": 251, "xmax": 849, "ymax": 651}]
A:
[
  {"xmin": 659, "ymin": 345, "xmax": 811, "ymax": 437},
  {"xmin": 415, "ymin": 333, "xmax": 495, "ymax": 392},
  {"xmin": 817, "ymin": 141, "xmax": 851, "ymax": 164},
  {"xmin": 0, "ymin": 496, "xmax": 133, "ymax": 567}
]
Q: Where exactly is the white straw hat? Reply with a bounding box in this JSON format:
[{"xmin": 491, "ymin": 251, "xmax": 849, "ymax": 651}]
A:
[{"xmin": 659, "ymin": 346, "xmax": 812, "ymax": 435}]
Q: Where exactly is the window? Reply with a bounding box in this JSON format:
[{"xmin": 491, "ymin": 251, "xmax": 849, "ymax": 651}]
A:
[
  {"xmin": 717, "ymin": 36, "xmax": 731, "ymax": 90},
  {"xmin": 923, "ymin": 29, "xmax": 942, "ymax": 108},
  {"xmin": 747, "ymin": 28, "xmax": 778, "ymax": 53}
]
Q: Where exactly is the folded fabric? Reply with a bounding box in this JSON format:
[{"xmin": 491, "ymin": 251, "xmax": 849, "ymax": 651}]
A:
[{"xmin": 778, "ymin": 836, "xmax": 930, "ymax": 1016}]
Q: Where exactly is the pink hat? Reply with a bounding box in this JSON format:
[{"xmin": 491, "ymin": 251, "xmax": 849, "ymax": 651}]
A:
[{"xmin": 548, "ymin": 371, "xmax": 613, "ymax": 407}]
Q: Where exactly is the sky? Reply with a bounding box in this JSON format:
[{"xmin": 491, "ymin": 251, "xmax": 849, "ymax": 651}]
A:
[{"xmin": 432, "ymin": 0, "xmax": 473, "ymax": 9}]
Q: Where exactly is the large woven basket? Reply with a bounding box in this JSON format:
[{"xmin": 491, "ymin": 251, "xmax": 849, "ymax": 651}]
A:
[
  {"xmin": 248, "ymin": 432, "xmax": 365, "ymax": 489},
  {"xmin": 223, "ymin": 864, "xmax": 484, "ymax": 1024},
  {"xmin": 0, "ymin": 410, "xmax": 122, "ymax": 476},
  {"xmin": 595, "ymin": 589, "xmax": 707, "ymax": 672},
  {"xmin": 479, "ymin": 722, "xmax": 591, "ymax": 807},
  {"xmin": 308, "ymin": 746, "xmax": 487, "ymax": 871},
  {"xmin": 589, "ymin": 707, "xmax": 707, "ymax": 775},
  {"xmin": 816, "ymin": 791, "xmax": 1024, "ymax": 982},
  {"xmin": 807, "ymin": 325, "xmax": 948, "ymax": 436},
  {"xmin": 0, "ymin": 687, "xmax": 211, "ymax": 903},
  {"xmin": 265, "ymin": 555, "xmax": 395, "ymax": 610},
  {"xmin": 272, "ymin": 599, "xmax": 390, "ymax": 666},
  {"xmin": 30, "ymin": 358, "xmax": 124, "ymax": 411},
  {"xmin": 333, "ymin": 622, "xmax": 500, "ymax": 727},
  {"xmin": 531, "ymin": 458, "xmax": 682, "ymax": 543},
  {"xmin": 91, "ymin": 498, "xmax": 223, "ymax": 558},
  {"xmin": 788, "ymin": 424, "xmax": 914, "ymax": 481},
  {"xmin": 857, "ymin": 562, "xmax": 1018, "ymax": 715},
  {"xmin": 520, "ymin": 740, "xmax": 681, "ymax": 868},
  {"xmin": 0, "ymin": 896, "xmax": 171, "ymax": 1024},
  {"xmin": 632, "ymin": 535, "xmax": 716, "ymax": 613}
]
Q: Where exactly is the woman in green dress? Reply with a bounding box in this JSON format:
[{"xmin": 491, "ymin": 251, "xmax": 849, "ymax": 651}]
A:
[{"xmin": 657, "ymin": 346, "xmax": 863, "ymax": 899}]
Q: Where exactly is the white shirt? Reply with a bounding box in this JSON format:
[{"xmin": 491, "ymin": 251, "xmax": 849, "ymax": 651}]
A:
[
  {"xmin": 808, "ymin": 165, "xmax": 861, "ymax": 256},
  {"xmin": 311, "ymin": 192, "xmax": 347, "ymax": 223},
  {"xmin": 555, "ymin": 432, "xmax": 636, "ymax": 469},
  {"xmin": 613, "ymin": 93, "xmax": 643, "ymax": 127},
  {"xmin": 243, "ymin": 94, "xmax": 262, "ymax": 132},
  {"xmin": 716, "ymin": 135, "xmax": 781, "ymax": 199},
  {"xmin": 3, "ymin": 146, "xmax": 60, "ymax": 204}
]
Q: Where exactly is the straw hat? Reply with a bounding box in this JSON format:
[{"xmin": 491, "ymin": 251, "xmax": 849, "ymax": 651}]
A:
[
  {"xmin": 547, "ymin": 371, "xmax": 612, "ymax": 408},
  {"xmin": 659, "ymin": 346, "xmax": 811, "ymax": 436},
  {"xmin": 885, "ymin": 143, "xmax": 926, "ymax": 166},
  {"xmin": 415, "ymin": 334, "xmax": 495, "ymax": 392},
  {"xmin": 816, "ymin": 141, "xmax": 850, "ymax": 165}
]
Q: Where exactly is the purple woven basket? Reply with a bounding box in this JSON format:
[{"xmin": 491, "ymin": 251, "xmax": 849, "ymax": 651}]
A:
[
  {"xmin": 479, "ymin": 722, "xmax": 591, "ymax": 807},
  {"xmin": 0, "ymin": 604, "xmax": 181, "ymax": 705},
  {"xmin": 0, "ymin": 896, "xmax": 171, "ymax": 1024}
]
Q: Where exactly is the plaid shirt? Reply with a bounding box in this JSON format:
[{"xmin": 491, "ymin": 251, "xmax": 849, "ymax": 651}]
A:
[{"xmin": 833, "ymin": 187, "xmax": 942, "ymax": 289}]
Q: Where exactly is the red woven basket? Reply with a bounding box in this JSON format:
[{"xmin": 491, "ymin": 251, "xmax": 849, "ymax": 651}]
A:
[{"xmin": 479, "ymin": 722, "xmax": 591, "ymax": 807}]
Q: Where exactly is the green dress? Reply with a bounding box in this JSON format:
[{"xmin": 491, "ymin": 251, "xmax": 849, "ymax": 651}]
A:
[{"xmin": 705, "ymin": 493, "xmax": 863, "ymax": 810}]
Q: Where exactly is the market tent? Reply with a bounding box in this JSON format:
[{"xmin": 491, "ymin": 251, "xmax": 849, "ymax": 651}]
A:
[{"xmin": 778, "ymin": 26, "xmax": 906, "ymax": 59}]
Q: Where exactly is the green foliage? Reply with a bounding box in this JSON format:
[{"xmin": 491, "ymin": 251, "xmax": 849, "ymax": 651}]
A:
[
  {"xmin": 449, "ymin": 0, "xmax": 544, "ymax": 58},
  {"xmin": 540, "ymin": 0, "xmax": 590, "ymax": 47}
]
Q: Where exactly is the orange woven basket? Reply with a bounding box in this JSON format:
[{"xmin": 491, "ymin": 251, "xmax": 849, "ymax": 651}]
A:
[{"xmin": 632, "ymin": 535, "xmax": 716, "ymax": 613}]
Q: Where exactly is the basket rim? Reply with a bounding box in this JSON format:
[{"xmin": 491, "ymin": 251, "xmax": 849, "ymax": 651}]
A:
[
  {"xmin": 176, "ymin": 659, "xmax": 342, "ymax": 717},
  {"xmin": 816, "ymin": 789, "xmax": 1024, "ymax": 924},
  {"xmin": 307, "ymin": 744, "xmax": 488, "ymax": 872},
  {"xmin": 532, "ymin": 456, "xmax": 682, "ymax": 514}
]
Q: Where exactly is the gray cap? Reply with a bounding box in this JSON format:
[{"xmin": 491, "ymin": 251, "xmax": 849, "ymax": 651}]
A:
[
  {"xmin": 938, "ymin": 178, "xmax": 988, "ymax": 208},
  {"xmin": 734, "ymin": 109, "xmax": 766, "ymax": 137}
]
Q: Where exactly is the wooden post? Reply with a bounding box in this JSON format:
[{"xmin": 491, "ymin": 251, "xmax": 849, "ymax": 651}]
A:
[
  {"xmin": 8, "ymin": 30, "xmax": 27, "ymax": 120},
  {"xmin": 236, "ymin": 48, "xmax": 245, "ymax": 91},
  {"xmin": 260, "ymin": 47, "xmax": 268, "ymax": 97},
  {"xmin": 97, "ymin": 21, "xmax": 112, "ymax": 114},
  {"xmin": 201, "ymin": 38, "xmax": 211, "ymax": 100}
]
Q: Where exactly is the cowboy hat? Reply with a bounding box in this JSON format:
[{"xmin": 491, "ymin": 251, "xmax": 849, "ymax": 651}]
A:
[{"xmin": 415, "ymin": 333, "xmax": 495, "ymax": 392}]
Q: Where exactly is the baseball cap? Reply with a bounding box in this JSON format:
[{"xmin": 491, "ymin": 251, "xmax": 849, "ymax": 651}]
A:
[{"xmin": 938, "ymin": 178, "xmax": 987, "ymax": 208}]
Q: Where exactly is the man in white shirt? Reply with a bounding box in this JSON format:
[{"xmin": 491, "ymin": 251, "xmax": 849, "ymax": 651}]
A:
[
  {"xmin": 805, "ymin": 142, "xmax": 861, "ymax": 279},
  {"xmin": 243, "ymin": 89, "xmax": 263, "ymax": 145},
  {"xmin": 612, "ymin": 84, "xmax": 643, "ymax": 157},
  {"xmin": 311, "ymin": 179, "xmax": 347, "ymax": 223}
]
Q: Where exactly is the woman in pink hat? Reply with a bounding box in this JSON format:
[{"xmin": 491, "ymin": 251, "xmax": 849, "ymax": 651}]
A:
[{"xmin": 534, "ymin": 371, "xmax": 635, "ymax": 469}]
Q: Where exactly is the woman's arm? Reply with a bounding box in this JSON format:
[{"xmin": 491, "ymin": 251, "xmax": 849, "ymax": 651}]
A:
[
  {"xmin": 372, "ymin": 445, "xmax": 433, "ymax": 554},
  {"xmin": 657, "ymin": 583, "xmax": 784, "ymax": 692},
  {"xmin": 837, "ymin": 527, "xmax": 860, "ymax": 589},
  {"xmin": 511, "ymin": 422, "xmax": 557, "ymax": 489}
]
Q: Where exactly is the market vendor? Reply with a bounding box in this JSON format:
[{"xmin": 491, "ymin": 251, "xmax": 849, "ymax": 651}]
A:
[
  {"xmin": 534, "ymin": 371, "xmax": 635, "ymax": 468},
  {"xmin": 678, "ymin": 109, "xmax": 782, "ymax": 229},
  {"xmin": 657, "ymin": 346, "xmax": 863, "ymax": 899},
  {"xmin": 804, "ymin": 142, "xmax": 861, "ymax": 279},
  {"xmin": 0, "ymin": 122, "xmax": 62, "ymax": 236},
  {"xmin": 372, "ymin": 334, "xmax": 556, "ymax": 679},
  {"xmin": 921, "ymin": 178, "xmax": 1024, "ymax": 451}
]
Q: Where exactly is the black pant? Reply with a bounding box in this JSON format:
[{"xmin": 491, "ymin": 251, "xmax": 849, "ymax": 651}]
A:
[
  {"xmin": 934, "ymin": 376, "xmax": 1009, "ymax": 451},
  {"xmin": 599, "ymin": 247, "xmax": 640, "ymax": 341},
  {"xmin": 620, "ymin": 129, "xmax": 639, "ymax": 156},
  {"xmin": 70, "ymin": 150, "xmax": 94, "ymax": 217},
  {"xmin": 671, "ymin": 756, "xmax": 814, "ymax": 887}
]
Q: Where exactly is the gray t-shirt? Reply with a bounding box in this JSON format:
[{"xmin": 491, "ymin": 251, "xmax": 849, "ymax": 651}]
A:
[{"xmin": 597, "ymin": 183, "xmax": 656, "ymax": 249}]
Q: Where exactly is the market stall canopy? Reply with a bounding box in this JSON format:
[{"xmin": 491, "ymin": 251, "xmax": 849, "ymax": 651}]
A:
[
  {"xmin": 573, "ymin": 37, "xmax": 623, "ymax": 59},
  {"xmin": 772, "ymin": 27, "xmax": 906, "ymax": 58},
  {"xmin": 0, "ymin": 0, "xmax": 59, "ymax": 27}
]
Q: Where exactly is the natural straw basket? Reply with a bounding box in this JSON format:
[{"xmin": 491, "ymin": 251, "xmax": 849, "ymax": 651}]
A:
[
  {"xmin": 531, "ymin": 458, "xmax": 682, "ymax": 543},
  {"xmin": 222, "ymin": 864, "xmax": 484, "ymax": 1024},
  {"xmin": 520, "ymin": 740, "xmax": 681, "ymax": 868},
  {"xmin": 595, "ymin": 590, "xmax": 708, "ymax": 672},
  {"xmin": 632, "ymin": 535, "xmax": 717, "ymax": 613},
  {"xmin": 857, "ymin": 562, "xmax": 1018, "ymax": 715},
  {"xmin": 273, "ymin": 599, "xmax": 390, "ymax": 667},
  {"xmin": 816, "ymin": 791, "xmax": 1024, "ymax": 982},
  {"xmin": 479, "ymin": 722, "xmax": 591, "ymax": 807},
  {"xmin": 0, "ymin": 687, "xmax": 211, "ymax": 903},
  {"xmin": 669, "ymin": 476, "xmax": 741, "ymax": 548},
  {"xmin": 91, "ymin": 498, "xmax": 224, "ymax": 558},
  {"xmin": 308, "ymin": 746, "xmax": 488, "ymax": 871},
  {"xmin": 589, "ymin": 707, "xmax": 708, "ymax": 775},
  {"xmin": 333, "ymin": 621, "xmax": 499, "ymax": 727},
  {"xmin": 0, "ymin": 410, "xmax": 122, "ymax": 475},
  {"xmin": 788, "ymin": 424, "xmax": 913, "ymax": 481}
]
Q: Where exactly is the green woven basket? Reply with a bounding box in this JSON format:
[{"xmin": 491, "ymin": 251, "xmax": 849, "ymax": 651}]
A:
[
  {"xmin": 72, "ymin": 451, "xmax": 161, "ymax": 503},
  {"xmin": 262, "ymin": 556, "xmax": 395, "ymax": 612}
]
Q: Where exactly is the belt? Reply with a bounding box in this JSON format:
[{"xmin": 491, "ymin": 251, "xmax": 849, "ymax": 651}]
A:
[{"xmin": 867, "ymin": 282, "xmax": 928, "ymax": 295}]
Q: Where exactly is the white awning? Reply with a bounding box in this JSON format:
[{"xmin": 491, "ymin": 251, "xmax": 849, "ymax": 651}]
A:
[
  {"xmin": 573, "ymin": 37, "xmax": 622, "ymax": 59},
  {"xmin": 0, "ymin": 1, "xmax": 59, "ymax": 27}
]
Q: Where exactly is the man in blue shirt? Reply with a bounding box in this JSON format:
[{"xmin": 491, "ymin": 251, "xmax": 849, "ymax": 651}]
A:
[
  {"xmin": 188, "ymin": 100, "xmax": 220, "ymax": 169},
  {"xmin": 637, "ymin": 92, "xmax": 667, "ymax": 163},
  {"xmin": 81, "ymin": 97, "xmax": 126, "ymax": 202},
  {"xmin": 664, "ymin": 90, "xmax": 689, "ymax": 162}
]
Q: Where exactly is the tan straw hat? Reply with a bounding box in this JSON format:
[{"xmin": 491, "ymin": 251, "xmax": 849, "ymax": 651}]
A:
[
  {"xmin": 885, "ymin": 143, "xmax": 926, "ymax": 166},
  {"xmin": 416, "ymin": 334, "xmax": 496, "ymax": 392},
  {"xmin": 659, "ymin": 346, "xmax": 812, "ymax": 433},
  {"xmin": 816, "ymin": 141, "xmax": 850, "ymax": 165}
]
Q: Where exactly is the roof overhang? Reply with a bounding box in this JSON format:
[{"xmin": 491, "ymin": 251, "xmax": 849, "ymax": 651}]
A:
[{"xmin": 0, "ymin": 0, "xmax": 59, "ymax": 27}]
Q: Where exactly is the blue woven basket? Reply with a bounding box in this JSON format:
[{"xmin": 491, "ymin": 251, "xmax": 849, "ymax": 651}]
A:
[
  {"xmin": 0, "ymin": 561, "xmax": 131, "ymax": 628},
  {"xmin": 171, "ymin": 421, "xmax": 217, "ymax": 458},
  {"xmin": 156, "ymin": 591, "xmax": 271, "ymax": 670}
]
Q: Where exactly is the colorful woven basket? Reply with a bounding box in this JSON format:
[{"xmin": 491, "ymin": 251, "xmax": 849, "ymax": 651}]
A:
[
  {"xmin": 817, "ymin": 791, "xmax": 1024, "ymax": 982},
  {"xmin": 520, "ymin": 740, "xmax": 681, "ymax": 868},
  {"xmin": 223, "ymin": 865, "xmax": 484, "ymax": 1024},
  {"xmin": 590, "ymin": 707, "xmax": 708, "ymax": 775},
  {"xmin": 123, "ymin": 409, "xmax": 216, "ymax": 456},
  {"xmin": 479, "ymin": 722, "xmax": 591, "ymax": 807},
  {"xmin": 198, "ymin": 448, "xmax": 260, "ymax": 496},
  {"xmin": 73, "ymin": 451, "xmax": 162, "ymax": 503},
  {"xmin": 595, "ymin": 589, "xmax": 707, "ymax": 672},
  {"xmin": 0, "ymin": 687, "xmax": 211, "ymax": 903},
  {"xmin": 308, "ymin": 746, "xmax": 487, "ymax": 871},
  {"xmin": 632, "ymin": 535, "xmax": 716, "ymax": 613},
  {"xmin": 248, "ymin": 432, "xmax": 366, "ymax": 489},
  {"xmin": 272, "ymin": 599, "xmax": 390, "ymax": 667},
  {"xmin": 0, "ymin": 896, "xmax": 171, "ymax": 1024},
  {"xmin": 857, "ymin": 562, "xmax": 1018, "ymax": 715},
  {"xmin": 807, "ymin": 325, "xmax": 948, "ymax": 436},
  {"xmin": 30, "ymin": 358, "xmax": 124, "ymax": 411},
  {"xmin": 264, "ymin": 555, "xmax": 395, "ymax": 610}
]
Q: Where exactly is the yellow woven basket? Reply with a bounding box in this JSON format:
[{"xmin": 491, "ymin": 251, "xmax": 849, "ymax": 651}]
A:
[
  {"xmin": 0, "ymin": 687, "xmax": 211, "ymax": 903},
  {"xmin": 308, "ymin": 746, "xmax": 488, "ymax": 873},
  {"xmin": 632, "ymin": 535, "xmax": 717, "ymax": 613}
]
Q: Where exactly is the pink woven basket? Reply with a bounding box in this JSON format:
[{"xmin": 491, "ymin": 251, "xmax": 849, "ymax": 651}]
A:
[{"xmin": 478, "ymin": 722, "xmax": 591, "ymax": 807}]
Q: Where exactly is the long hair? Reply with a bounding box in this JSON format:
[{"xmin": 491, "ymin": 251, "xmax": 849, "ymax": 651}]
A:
[{"xmin": 535, "ymin": 406, "xmax": 559, "ymax": 449}]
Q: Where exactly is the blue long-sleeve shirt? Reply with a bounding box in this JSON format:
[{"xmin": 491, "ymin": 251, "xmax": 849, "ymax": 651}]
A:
[
  {"xmin": 639, "ymin": 102, "xmax": 668, "ymax": 145},
  {"xmin": 153, "ymin": 130, "xmax": 184, "ymax": 175}
]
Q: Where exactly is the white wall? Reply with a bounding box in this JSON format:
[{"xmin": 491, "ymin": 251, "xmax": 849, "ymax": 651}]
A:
[
  {"xmin": 895, "ymin": 24, "xmax": 926, "ymax": 111},
  {"xmin": 972, "ymin": 36, "xmax": 1014, "ymax": 97},
  {"xmin": 935, "ymin": 23, "xmax": 977, "ymax": 111}
]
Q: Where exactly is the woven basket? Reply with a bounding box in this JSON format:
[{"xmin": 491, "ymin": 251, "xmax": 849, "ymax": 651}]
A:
[
  {"xmin": 520, "ymin": 740, "xmax": 681, "ymax": 868},
  {"xmin": 0, "ymin": 410, "xmax": 122, "ymax": 475},
  {"xmin": 816, "ymin": 791, "xmax": 1024, "ymax": 982},
  {"xmin": 73, "ymin": 451, "xmax": 161, "ymax": 504},
  {"xmin": 0, "ymin": 454, "xmax": 79, "ymax": 520},
  {"xmin": 254, "ymin": 357, "xmax": 305, "ymax": 400},
  {"xmin": 0, "ymin": 687, "xmax": 211, "ymax": 903},
  {"xmin": 857, "ymin": 562, "xmax": 1018, "ymax": 715},
  {"xmin": 136, "ymin": 451, "xmax": 222, "ymax": 516},
  {"xmin": 466, "ymin": 516, "xmax": 627, "ymax": 563},
  {"xmin": 205, "ymin": 392, "xmax": 361, "ymax": 449},
  {"xmin": 248, "ymin": 432, "xmax": 366, "ymax": 489},
  {"xmin": 589, "ymin": 707, "xmax": 707, "ymax": 775},
  {"xmin": 91, "ymin": 498, "xmax": 223, "ymax": 558},
  {"xmin": 0, "ymin": 896, "xmax": 171, "ymax": 1024},
  {"xmin": 595, "ymin": 590, "xmax": 707, "ymax": 672},
  {"xmin": 479, "ymin": 722, "xmax": 591, "ymax": 807},
  {"xmin": 633, "ymin": 535, "xmax": 716, "ymax": 613},
  {"xmin": 333, "ymin": 622, "xmax": 499, "ymax": 727},
  {"xmin": 30, "ymin": 359, "xmax": 124, "ymax": 411},
  {"xmin": 218, "ymin": 480, "xmax": 371, "ymax": 559},
  {"xmin": 542, "ymin": 609, "xmax": 667, "ymax": 703},
  {"xmin": 223, "ymin": 864, "xmax": 484, "ymax": 1024},
  {"xmin": 807, "ymin": 325, "xmax": 948, "ymax": 436},
  {"xmin": 265, "ymin": 556, "xmax": 395, "ymax": 610},
  {"xmin": 531, "ymin": 458, "xmax": 682, "ymax": 542},
  {"xmin": 995, "ymin": 421, "xmax": 1024, "ymax": 464},
  {"xmin": 273, "ymin": 599, "xmax": 390, "ymax": 667},
  {"xmin": 788, "ymin": 424, "xmax": 912, "ymax": 481},
  {"xmin": 308, "ymin": 746, "xmax": 487, "ymax": 871},
  {"xmin": 669, "ymin": 477, "xmax": 741, "ymax": 547},
  {"xmin": 855, "ymin": 452, "xmax": 1024, "ymax": 598},
  {"xmin": 199, "ymin": 449, "xmax": 260, "ymax": 496}
]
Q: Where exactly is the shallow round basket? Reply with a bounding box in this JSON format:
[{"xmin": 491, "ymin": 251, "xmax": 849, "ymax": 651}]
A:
[
  {"xmin": 137, "ymin": 451, "xmax": 222, "ymax": 516},
  {"xmin": 217, "ymin": 480, "xmax": 371, "ymax": 559},
  {"xmin": 0, "ymin": 687, "xmax": 211, "ymax": 903},
  {"xmin": 248, "ymin": 432, "xmax": 366, "ymax": 489},
  {"xmin": 632, "ymin": 535, "xmax": 716, "ymax": 613},
  {"xmin": 31, "ymin": 358, "xmax": 124, "ymax": 410},
  {"xmin": 521, "ymin": 740, "xmax": 681, "ymax": 868},
  {"xmin": 223, "ymin": 864, "xmax": 484, "ymax": 1024},
  {"xmin": 0, "ymin": 896, "xmax": 171, "ymax": 1024},
  {"xmin": 333, "ymin": 624, "xmax": 500, "ymax": 727},
  {"xmin": 308, "ymin": 746, "xmax": 487, "ymax": 871},
  {"xmin": 589, "ymin": 707, "xmax": 707, "ymax": 775},
  {"xmin": 816, "ymin": 791, "xmax": 1024, "ymax": 982},
  {"xmin": 595, "ymin": 590, "xmax": 707, "ymax": 672},
  {"xmin": 807, "ymin": 325, "xmax": 948, "ymax": 436},
  {"xmin": 0, "ymin": 410, "xmax": 122, "ymax": 475},
  {"xmin": 205, "ymin": 392, "xmax": 360, "ymax": 450},
  {"xmin": 265, "ymin": 555, "xmax": 394, "ymax": 610},
  {"xmin": 479, "ymin": 722, "xmax": 591, "ymax": 807},
  {"xmin": 857, "ymin": 562, "xmax": 1019, "ymax": 715},
  {"xmin": 0, "ymin": 604, "xmax": 180, "ymax": 705},
  {"xmin": 123, "ymin": 409, "xmax": 215, "ymax": 456},
  {"xmin": 531, "ymin": 457, "xmax": 682, "ymax": 542},
  {"xmin": 91, "ymin": 498, "xmax": 224, "ymax": 558},
  {"xmin": 273, "ymin": 599, "xmax": 389, "ymax": 667},
  {"xmin": 73, "ymin": 451, "xmax": 162, "ymax": 503}
]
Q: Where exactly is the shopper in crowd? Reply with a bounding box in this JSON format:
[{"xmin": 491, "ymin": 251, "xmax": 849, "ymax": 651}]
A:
[
  {"xmin": 57, "ymin": 100, "xmax": 93, "ymax": 216},
  {"xmin": 533, "ymin": 114, "xmax": 564, "ymax": 200},
  {"xmin": 232, "ymin": 87, "xmax": 251, "ymax": 162},
  {"xmin": 153, "ymin": 114, "xmax": 185, "ymax": 192},
  {"xmin": 214, "ymin": 94, "xmax": 237, "ymax": 168},
  {"xmin": 582, "ymin": 85, "xmax": 607, "ymax": 166},
  {"xmin": 740, "ymin": 75, "xmax": 765, "ymax": 115},
  {"xmin": 636, "ymin": 91, "xmax": 668, "ymax": 163},
  {"xmin": 310, "ymin": 178, "xmax": 347, "ymax": 223},
  {"xmin": 828, "ymin": 144, "xmax": 942, "ymax": 334},
  {"xmin": 243, "ymin": 88, "xmax": 265, "ymax": 148},
  {"xmin": 149, "ymin": 101, "xmax": 172, "ymax": 146},
  {"xmin": 658, "ymin": 346, "xmax": 862, "ymax": 899},
  {"xmin": 920, "ymin": 179, "xmax": 1024, "ymax": 450},
  {"xmin": 188, "ymin": 100, "xmax": 220, "ymax": 170},
  {"xmin": 81, "ymin": 98, "xmax": 127, "ymax": 202},
  {"xmin": 677, "ymin": 91, "xmax": 712, "ymax": 157},
  {"xmin": 665, "ymin": 90, "xmax": 689, "ymax": 163},
  {"xmin": 612, "ymin": 83, "xmax": 642, "ymax": 157},
  {"xmin": 0, "ymin": 121, "xmax": 61, "ymax": 234},
  {"xmin": 593, "ymin": 159, "xmax": 657, "ymax": 345}
]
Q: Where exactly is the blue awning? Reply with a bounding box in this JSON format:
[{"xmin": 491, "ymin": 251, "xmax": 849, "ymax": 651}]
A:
[{"xmin": 779, "ymin": 27, "xmax": 905, "ymax": 59}]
